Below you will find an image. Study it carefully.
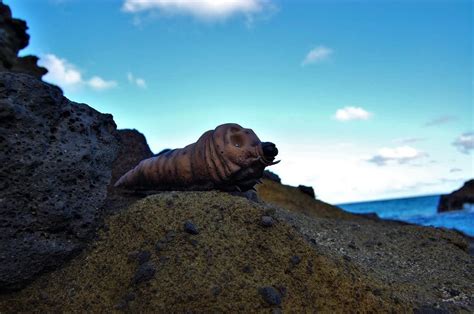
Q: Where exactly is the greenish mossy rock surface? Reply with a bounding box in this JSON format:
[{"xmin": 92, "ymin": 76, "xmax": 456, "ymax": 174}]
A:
[{"xmin": 0, "ymin": 192, "xmax": 407, "ymax": 312}]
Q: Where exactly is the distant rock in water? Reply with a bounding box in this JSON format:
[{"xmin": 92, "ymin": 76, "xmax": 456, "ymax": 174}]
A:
[
  {"xmin": 297, "ymin": 185, "xmax": 316, "ymax": 199},
  {"xmin": 263, "ymin": 170, "xmax": 281, "ymax": 183},
  {"xmin": 438, "ymin": 179, "xmax": 474, "ymax": 212},
  {"xmin": 0, "ymin": 3, "xmax": 47, "ymax": 79},
  {"xmin": 0, "ymin": 72, "xmax": 120, "ymax": 291}
]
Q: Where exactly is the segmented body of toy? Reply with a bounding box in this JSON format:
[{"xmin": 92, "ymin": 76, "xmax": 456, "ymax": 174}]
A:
[{"xmin": 114, "ymin": 123, "xmax": 279, "ymax": 192}]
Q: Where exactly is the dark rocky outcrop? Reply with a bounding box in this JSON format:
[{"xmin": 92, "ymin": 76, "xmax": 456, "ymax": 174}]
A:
[
  {"xmin": 109, "ymin": 129, "xmax": 153, "ymax": 187},
  {"xmin": 103, "ymin": 129, "xmax": 154, "ymax": 215},
  {"xmin": 0, "ymin": 3, "xmax": 47, "ymax": 79},
  {"xmin": 0, "ymin": 72, "xmax": 119, "ymax": 291},
  {"xmin": 262, "ymin": 170, "xmax": 281, "ymax": 183},
  {"xmin": 438, "ymin": 179, "xmax": 474, "ymax": 212},
  {"xmin": 297, "ymin": 185, "xmax": 315, "ymax": 199}
]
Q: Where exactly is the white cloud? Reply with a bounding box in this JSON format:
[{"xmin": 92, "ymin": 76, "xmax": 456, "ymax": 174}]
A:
[
  {"xmin": 41, "ymin": 54, "xmax": 82, "ymax": 87},
  {"xmin": 393, "ymin": 137, "xmax": 425, "ymax": 144},
  {"xmin": 135, "ymin": 78, "xmax": 147, "ymax": 88},
  {"xmin": 267, "ymin": 141, "xmax": 461, "ymax": 203},
  {"xmin": 87, "ymin": 76, "xmax": 118, "ymax": 90},
  {"xmin": 424, "ymin": 115, "xmax": 457, "ymax": 127},
  {"xmin": 367, "ymin": 146, "xmax": 428, "ymax": 166},
  {"xmin": 301, "ymin": 46, "xmax": 333, "ymax": 66},
  {"xmin": 127, "ymin": 72, "xmax": 147, "ymax": 89},
  {"xmin": 334, "ymin": 106, "xmax": 372, "ymax": 121},
  {"xmin": 452, "ymin": 132, "xmax": 474, "ymax": 154},
  {"xmin": 40, "ymin": 54, "xmax": 117, "ymax": 92},
  {"xmin": 122, "ymin": 0, "xmax": 269, "ymax": 21}
]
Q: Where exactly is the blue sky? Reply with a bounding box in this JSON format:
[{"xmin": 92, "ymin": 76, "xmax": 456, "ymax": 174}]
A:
[{"xmin": 8, "ymin": 0, "xmax": 473, "ymax": 203}]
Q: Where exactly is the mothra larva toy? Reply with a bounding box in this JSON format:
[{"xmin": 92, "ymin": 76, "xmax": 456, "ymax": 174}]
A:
[{"xmin": 114, "ymin": 123, "xmax": 279, "ymax": 192}]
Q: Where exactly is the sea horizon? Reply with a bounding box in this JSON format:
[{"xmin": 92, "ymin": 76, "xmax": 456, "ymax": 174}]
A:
[
  {"xmin": 336, "ymin": 192, "xmax": 444, "ymax": 206},
  {"xmin": 338, "ymin": 193, "xmax": 474, "ymax": 237}
]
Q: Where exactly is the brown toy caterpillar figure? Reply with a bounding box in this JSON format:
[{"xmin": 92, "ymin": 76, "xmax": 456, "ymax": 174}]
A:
[{"xmin": 114, "ymin": 123, "xmax": 279, "ymax": 192}]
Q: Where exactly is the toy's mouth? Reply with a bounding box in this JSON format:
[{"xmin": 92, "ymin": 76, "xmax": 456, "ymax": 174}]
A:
[
  {"xmin": 228, "ymin": 141, "xmax": 280, "ymax": 192},
  {"xmin": 258, "ymin": 142, "xmax": 280, "ymax": 166}
]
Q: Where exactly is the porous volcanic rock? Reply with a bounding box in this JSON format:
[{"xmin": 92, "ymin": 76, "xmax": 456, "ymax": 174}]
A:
[
  {"xmin": 0, "ymin": 3, "xmax": 47, "ymax": 79},
  {"xmin": 0, "ymin": 72, "xmax": 119, "ymax": 291},
  {"xmin": 438, "ymin": 179, "xmax": 474, "ymax": 212},
  {"xmin": 104, "ymin": 129, "xmax": 154, "ymax": 215},
  {"xmin": 110, "ymin": 129, "xmax": 153, "ymax": 186}
]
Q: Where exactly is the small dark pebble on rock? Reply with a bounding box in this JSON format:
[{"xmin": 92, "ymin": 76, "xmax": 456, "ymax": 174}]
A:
[
  {"xmin": 127, "ymin": 251, "xmax": 139, "ymax": 263},
  {"xmin": 260, "ymin": 216, "xmax": 274, "ymax": 227},
  {"xmin": 290, "ymin": 255, "xmax": 301, "ymax": 266},
  {"xmin": 155, "ymin": 241, "xmax": 167, "ymax": 252},
  {"xmin": 124, "ymin": 292, "xmax": 136, "ymax": 302},
  {"xmin": 184, "ymin": 221, "xmax": 199, "ymax": 235},
  {"xmin": 372, "ymin": 288, "xmax": 382, "ymax": 296},
  {"xmin": 159, "ymin": 256, "xmax": 170, "ymax": 264},
  {"xmin": 276, "ymin": 286, "xmax": 287, "ymax": 297},
  {"xmin": 136, "ymin": 250, "xmax": 151, "ymax": 265},
  {"xmin": 114, "ymin": 300, "xmax": 128, "ymax": 310},
  {"xmin": 164, "ymin": 230, "xmax": 176, "ymax": 242},
  {"xmin": 132, "ymin": 262, "xmax": 156, "ymax": 285},
  {"xmin": 211, "ymin": 286, "xmax": 222, "ymax": 296},
  {"xmin": 189, "ymin": 239, "xmax": 199, "ymax": 247},
  {"xmin": 242, "ymin": 265, "xmax": 253, "ymax": 273},
  {"xmin": 348, "ymin": 241, "xmax": 357, "ymax": 249},
  {"xmin": 39, "ymin": 291, "xmax": 48, "ymax": 300},
  {"xmin": 259, "ymin": 286, "xmax": 282, "ymax": 306}
]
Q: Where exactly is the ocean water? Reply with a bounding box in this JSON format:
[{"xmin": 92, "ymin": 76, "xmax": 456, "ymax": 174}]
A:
[{"xmin": 338, "ymin": 195, "xmax": 474, "ymax": 237}]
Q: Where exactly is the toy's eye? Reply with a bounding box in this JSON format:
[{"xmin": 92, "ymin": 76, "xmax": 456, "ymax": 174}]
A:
[{"xmin": 230, "ymin": 134, "xmax": 244, "ymax": 148}]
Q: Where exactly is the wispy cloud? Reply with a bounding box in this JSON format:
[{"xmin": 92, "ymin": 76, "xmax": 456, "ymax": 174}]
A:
[
  {"xmin": 452, "ymin": 132, "xmax": 474, "ymax": 154},
  {"xmin": 301, "ymin": 46, "xmax": 333, "ymax": 66},
  {"xmin": 88, "ymin": 76, "xmax": 118, "ymax": 90},
  {"xmin": 449, "ymin": 168, "xmax": 462, "ymax": 173},
  {"xmin": 424, "ymin": 115, "xmax": 457, "ymax": 127},
  {"xmin": 367, "ymin": 146, "xmax": 428, "ymax": 166},
  {"xmin": 122, "ymin": 0, "xmax": 271, "ymax": 22},
  {"xmin": 39, "ymin": 54, "xmax": 117, "ymax": 91},
  {"xmin": 334, "ymin": 106, "xmax": 372, "ymax": 122},
  {"xmin": 127, "ymin": 72, "xmax": 147, "ymax": 89},
  {"xmin": 393, "ymin": 137, "xmax": 426, "ymax": 144}
]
